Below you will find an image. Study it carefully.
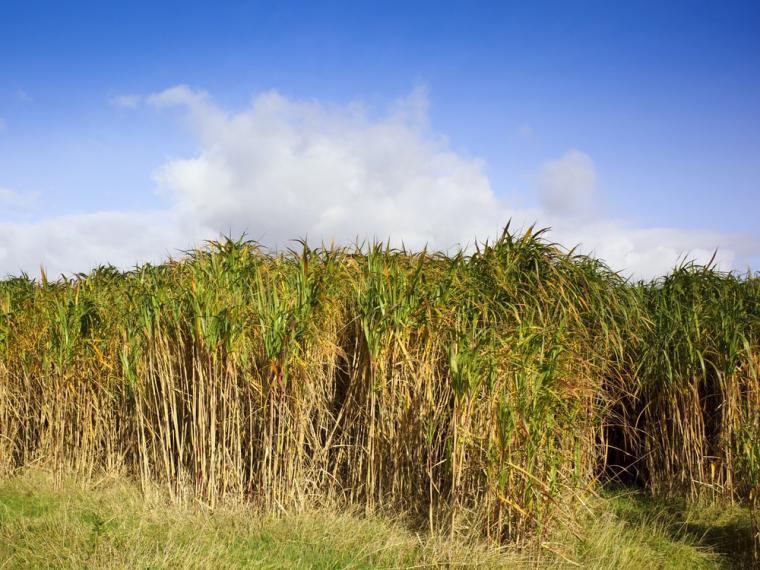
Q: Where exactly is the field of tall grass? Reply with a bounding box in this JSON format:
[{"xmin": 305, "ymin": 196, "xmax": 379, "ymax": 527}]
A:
[{"xmin": 0, "ymin": 226, "xmax": 757, "ymax": 558}]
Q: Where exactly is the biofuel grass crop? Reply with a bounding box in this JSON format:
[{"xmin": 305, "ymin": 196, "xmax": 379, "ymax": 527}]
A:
[{"xmin": 0, "ymin": 226, "xmax": 757, "ymax": 554}]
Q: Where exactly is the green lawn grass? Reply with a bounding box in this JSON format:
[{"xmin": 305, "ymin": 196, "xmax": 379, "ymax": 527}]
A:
[{"xmin": 0, "ymin": 471, "xmax": 753, "ymax": 569}]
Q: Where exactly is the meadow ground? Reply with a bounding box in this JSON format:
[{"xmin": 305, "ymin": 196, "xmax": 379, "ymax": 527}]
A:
[{"xmin": 0, "ymin": 470, "xmax": 754, "ymax": 569}]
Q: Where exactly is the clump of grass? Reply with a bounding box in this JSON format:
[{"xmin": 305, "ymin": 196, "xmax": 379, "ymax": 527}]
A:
[
  {"xmin": 0, "ymin": 226, "xmax": 757, "ymax": 557},
  {"xmin": 634, "ymin": 266, "xmax": 759, "ymax": 500}
]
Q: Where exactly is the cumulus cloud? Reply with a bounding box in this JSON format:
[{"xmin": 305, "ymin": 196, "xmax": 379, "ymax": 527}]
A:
[
  {"xmin": 0, "ymin": 86, "xmax": 757, "ymax": 280},
  {"xmin": 150, "ymin": 85, "xmax": 508, "ymax": 250}
]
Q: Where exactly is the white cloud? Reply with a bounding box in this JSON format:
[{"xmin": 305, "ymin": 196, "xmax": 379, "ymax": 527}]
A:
[
  {"xmin": 151, "ymin": 85, "xmax": 508, "ymax": 250},
  {"xmin": 0, "ymin": 86, "xmax": 757, "ymax": 280},
  {"xmin": 549, "ymin": 222, "xmax": 735, "ymax": 280},
  {"xmin": 0, "ymin": 210, "xmax": 212, "ymax": 278},
  {"xmin": 147, "ymin": 85, "xmax": 209, "ymax": 109}
]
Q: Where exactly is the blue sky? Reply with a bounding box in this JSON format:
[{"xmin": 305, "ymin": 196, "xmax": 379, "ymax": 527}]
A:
[{"xmin": 1, "ymin": 1, "xmax": 759, "ymax": 277}]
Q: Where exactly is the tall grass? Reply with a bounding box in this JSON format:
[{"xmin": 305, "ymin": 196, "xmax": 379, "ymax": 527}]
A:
[{"xmin": 0, "ymin": 227, "xmax": 757, "ymax": 552}]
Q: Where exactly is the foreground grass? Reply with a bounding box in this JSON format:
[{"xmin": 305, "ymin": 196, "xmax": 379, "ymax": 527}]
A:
[
  {"xmin": 0, "ymin": 471, "xmax": 513, "ymax": 569},
  {"xmin": 0, "ymin": 471, "xmax": 753, "ymax": 568}
]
